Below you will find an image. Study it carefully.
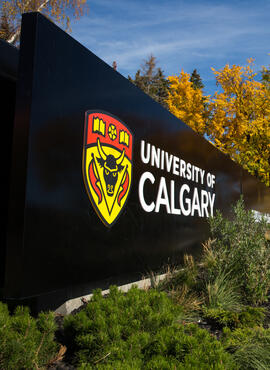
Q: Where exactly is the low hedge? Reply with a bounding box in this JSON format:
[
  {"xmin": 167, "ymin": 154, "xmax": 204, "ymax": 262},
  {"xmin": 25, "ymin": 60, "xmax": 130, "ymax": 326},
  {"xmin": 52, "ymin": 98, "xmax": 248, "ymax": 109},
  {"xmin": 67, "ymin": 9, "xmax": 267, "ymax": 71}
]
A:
[
  {"xmin": 63, "ymin": 286, "xmax": 236, "ymax": 369},
  {"xmin": 0, "ymin": 302, "xmax": 60, "ymax": 369}
]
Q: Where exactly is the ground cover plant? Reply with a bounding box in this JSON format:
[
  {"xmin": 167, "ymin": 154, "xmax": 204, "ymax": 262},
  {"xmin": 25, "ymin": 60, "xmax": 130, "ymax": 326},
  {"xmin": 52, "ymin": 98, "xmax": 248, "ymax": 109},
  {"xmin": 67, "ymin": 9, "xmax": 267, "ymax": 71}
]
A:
[
  {"xmin": 222, "ymin": 326, "xmax": 270, "ymax": 370},
  {"xmin": 0, "ymin": 302, "xmax": 62, "ymax": 369},
  {"xmin": 63, "ymin": 286, "xmax": 236, "ymax": 369},
  {"xmin": 1, "ymin": 198, "xmax": 270, "ymax": 369}
]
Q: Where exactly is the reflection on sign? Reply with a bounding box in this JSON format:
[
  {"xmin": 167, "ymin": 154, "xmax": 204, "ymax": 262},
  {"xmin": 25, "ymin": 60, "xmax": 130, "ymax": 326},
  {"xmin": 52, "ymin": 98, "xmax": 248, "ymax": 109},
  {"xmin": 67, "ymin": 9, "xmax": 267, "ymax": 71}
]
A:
[{"xmin": 252, "ymin": 210, "xmax": 270, "ymax": 223}]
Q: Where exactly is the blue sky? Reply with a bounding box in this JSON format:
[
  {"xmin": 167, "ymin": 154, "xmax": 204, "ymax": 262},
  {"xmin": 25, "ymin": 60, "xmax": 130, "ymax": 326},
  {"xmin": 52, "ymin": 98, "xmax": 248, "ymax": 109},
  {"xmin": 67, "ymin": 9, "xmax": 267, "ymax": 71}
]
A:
[{"xmin": 71, "ymin": 0, "xmax": 270, "ymax": 96}]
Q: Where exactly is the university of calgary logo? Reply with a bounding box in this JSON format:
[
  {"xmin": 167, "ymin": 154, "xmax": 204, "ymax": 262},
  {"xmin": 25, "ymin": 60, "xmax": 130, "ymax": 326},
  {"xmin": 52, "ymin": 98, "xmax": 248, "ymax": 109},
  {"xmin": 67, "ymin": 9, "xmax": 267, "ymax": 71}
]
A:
[{"xmin": 82, "ymin": 111, "xmax": 133, "ymax": 227}]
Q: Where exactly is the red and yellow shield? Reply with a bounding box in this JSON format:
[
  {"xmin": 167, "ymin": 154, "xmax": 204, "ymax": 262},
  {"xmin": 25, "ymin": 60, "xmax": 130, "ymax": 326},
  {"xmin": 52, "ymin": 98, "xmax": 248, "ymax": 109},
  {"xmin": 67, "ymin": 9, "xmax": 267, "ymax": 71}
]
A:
[{"xmin": 82, "ymin": 111, "xmax": 133, "ymax": 227}]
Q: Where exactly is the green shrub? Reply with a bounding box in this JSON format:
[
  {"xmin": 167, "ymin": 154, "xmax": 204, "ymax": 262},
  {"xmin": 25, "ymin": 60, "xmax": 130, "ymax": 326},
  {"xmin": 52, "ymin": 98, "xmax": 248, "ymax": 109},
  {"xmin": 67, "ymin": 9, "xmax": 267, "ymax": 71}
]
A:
[
  {"xmin": 205, "ymin": 271, "xmax": 243, "ymax": 311},
  {"xmin": 64, "ymin": 286, "xmax": 181, "ymax": 366},
  {"xmin": 77, "ymin": 324, "xmax": 237, "ymax": 369},
  {"xmin": 156, "ymin": 255, "xmax": 203, "ymax": 314},
  {"xmin": 208, "ymin": 198, "xmax": 270, "ymax": 305},
  {"xmin": 0, "ymin": 302, "xmax": 59, "ymax": 369},
  {"xmin": 63, "ymin": 286, "xmax": 236, "ymax": 369},
  {"xmin": 203, "ymin": 306, "xmax": 265, "ymax": 329},
  {"xmin": 157, "ymin": 246, "xmax": 244, "ymax": 314},
  {"xmin": 157, "ymin": 198, "xmax": 270, "ymax": 309},
  {"xmin": 143, "ymin": 324, "xmax": 237, "ymax": 370},
  {"xmin": 222, "ymin": 326, "xmax": 270, "ymax": 369},
  {"xmin": 157, "ymin": 254, "xmax": 198, "ymax": 293}
]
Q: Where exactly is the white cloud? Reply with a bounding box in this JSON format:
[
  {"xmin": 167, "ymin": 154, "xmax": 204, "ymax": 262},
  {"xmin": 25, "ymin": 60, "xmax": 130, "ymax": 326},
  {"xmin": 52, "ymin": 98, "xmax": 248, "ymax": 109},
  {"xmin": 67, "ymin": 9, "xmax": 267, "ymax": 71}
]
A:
[{"xmin": 71, "ymin": 0, "xmax": 270, "ymax": 95}]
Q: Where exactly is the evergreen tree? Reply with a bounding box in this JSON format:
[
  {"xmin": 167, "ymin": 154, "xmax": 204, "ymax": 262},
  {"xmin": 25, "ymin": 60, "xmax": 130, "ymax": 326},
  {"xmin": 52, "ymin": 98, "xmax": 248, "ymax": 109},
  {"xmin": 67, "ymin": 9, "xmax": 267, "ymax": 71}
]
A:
[
  {"xmin": 261, "ymin": 65, "xmax": 270, "ymax": 90},
  {"xmin": 128, "ymin": 54, "xmax": 169, "ymax": 108},
  {"xmin": 190, "ymin": 69, "xmax": 204, "ymax": 90}
]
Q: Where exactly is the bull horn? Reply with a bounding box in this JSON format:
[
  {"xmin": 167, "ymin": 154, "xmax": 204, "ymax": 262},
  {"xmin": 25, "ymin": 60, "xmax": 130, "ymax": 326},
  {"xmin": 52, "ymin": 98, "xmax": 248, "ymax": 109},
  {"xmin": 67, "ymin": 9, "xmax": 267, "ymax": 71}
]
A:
[
  {"xmin": 116, "ymin": 148, "xmax": 125, "ymax": 165},
  {"xmin": 97, "ymin": 138, "xmax": 107, "ymax": 161}
]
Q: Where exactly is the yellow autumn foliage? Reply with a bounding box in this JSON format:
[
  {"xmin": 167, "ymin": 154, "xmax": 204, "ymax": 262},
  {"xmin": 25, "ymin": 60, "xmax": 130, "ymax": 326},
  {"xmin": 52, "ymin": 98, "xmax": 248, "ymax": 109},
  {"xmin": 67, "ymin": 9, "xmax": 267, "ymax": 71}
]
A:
[
  {"xmin": 166, "ymin": 61, "xmax": 270, "ymax": 187},
  {"xmin": 166, "ymin": 70, "xmax": 209, "ymax": 135},
  {"xmin": 208, "ymin": 59, "xmax": 270, "ymax": 186}
]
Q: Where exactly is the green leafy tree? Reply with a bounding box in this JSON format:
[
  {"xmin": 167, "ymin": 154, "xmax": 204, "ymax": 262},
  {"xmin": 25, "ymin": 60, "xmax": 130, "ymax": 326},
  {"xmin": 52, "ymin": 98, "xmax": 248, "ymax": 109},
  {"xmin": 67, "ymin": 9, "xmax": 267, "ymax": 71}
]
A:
[
  {"xmin": 128, "ymin": 54, "xmax": 169, "ymax": 108},
  {"xmin": 0, "ymin": 0, "xmax": 88, "ymax": 45}
]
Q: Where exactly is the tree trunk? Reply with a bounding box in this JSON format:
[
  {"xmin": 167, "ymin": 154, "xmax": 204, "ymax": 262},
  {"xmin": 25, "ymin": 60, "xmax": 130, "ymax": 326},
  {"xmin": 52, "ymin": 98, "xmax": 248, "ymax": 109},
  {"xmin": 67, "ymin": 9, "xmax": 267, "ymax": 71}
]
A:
[{"xmin": 7, "ymin": 0, "xmax": 50, "ymax": 44}]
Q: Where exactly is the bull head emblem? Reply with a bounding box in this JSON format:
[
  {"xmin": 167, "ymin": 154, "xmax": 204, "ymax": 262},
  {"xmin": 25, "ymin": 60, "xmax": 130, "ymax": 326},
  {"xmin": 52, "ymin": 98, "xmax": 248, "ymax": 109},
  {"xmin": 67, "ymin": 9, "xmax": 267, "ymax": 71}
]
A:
[
  {"xmin": 83, "ymin": 111, "xmax": 133, "ymax": 227},
  {"xmin": 96, "ymin": 138, "xmax": 125, "ymax": 196}
]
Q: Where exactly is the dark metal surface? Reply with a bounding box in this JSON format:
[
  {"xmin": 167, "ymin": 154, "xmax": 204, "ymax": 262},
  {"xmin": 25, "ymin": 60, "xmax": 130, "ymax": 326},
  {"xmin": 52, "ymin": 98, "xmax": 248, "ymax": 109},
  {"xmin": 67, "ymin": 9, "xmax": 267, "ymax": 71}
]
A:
[
  {"xmin": 0, "ymin": 40, "xmax": 18, "ymax": 291},
  {"xmin": 3, "ymin": 13, "xmax": 270, "ymax": 312},
  {"xmin": 0, "ymin": 39, "xmax": 18, "ymax": 81}
]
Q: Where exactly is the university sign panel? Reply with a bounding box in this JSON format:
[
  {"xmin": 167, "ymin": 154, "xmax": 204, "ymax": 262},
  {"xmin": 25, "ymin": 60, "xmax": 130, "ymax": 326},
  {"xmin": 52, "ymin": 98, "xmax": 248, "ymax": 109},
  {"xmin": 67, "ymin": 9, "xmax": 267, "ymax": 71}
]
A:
[{"xmin": 2, "ymin": 13, "xmax": 270, "ymax": 312}]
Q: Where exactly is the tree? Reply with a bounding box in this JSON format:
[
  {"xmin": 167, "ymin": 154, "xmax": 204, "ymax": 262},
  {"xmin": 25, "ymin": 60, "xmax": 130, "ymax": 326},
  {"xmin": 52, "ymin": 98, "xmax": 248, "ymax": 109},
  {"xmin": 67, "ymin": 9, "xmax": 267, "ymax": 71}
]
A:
[
  {"xmin": 0, "ymin": 0, "xmax": 88, "ymax": 45},
  {"xmin": 0, "ymin": 5, "xmax": 15, "ymax": 41},
  {"xmin": 128, "ymin": 54, "xmax": 169, "ymax": 108},
  {"xmin": 261, "ymin": 64, "xmax": 270, "ymax": 90},
  {"xmin": 190, "ymin": 69, "xmax": 204, "ymax": 90},
  {"xmin": 166, "ymin": 60, "xmax": 270, "ymax": 187},
  {"xmin": 208, "ymin": 59, "xmax": 270, "ymax": 186},
  {"xmin": 166, "ymin": 70, "xmax": 209, "ymax": 135}
]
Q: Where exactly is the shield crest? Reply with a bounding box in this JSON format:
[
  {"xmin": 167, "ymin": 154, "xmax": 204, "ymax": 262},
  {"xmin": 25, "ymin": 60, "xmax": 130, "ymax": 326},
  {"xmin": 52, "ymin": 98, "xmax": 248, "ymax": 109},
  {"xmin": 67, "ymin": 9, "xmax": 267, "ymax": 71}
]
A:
[{"xmin": 82, "ymin": 111, "xmax": 133, "ymax": 227}]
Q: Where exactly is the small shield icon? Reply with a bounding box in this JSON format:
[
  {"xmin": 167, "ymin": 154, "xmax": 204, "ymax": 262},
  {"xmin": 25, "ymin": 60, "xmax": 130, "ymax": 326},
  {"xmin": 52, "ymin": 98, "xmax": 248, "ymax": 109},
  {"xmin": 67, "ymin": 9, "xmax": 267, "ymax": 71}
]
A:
[{"xmin": 82, "ymin": 111, "xmax": 133, "ymax": 227}]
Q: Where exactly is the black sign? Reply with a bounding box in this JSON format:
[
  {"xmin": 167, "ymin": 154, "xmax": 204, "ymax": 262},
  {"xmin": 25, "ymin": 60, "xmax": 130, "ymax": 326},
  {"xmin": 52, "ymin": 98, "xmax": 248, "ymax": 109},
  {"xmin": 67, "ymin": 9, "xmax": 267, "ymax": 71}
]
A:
[
  {"xmin": 0, "ymin": 39, "xmax": 18, "ymax": 291},
  {"xmin": 2, "ymin": 13, "xmax": 270, "ymax": 312}
]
